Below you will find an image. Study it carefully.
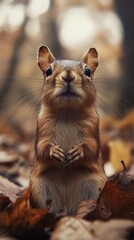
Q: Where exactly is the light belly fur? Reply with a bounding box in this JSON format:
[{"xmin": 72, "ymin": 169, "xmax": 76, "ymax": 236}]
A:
[
  {"xmin": 31, "ymin": 163, "xmax": 106, "ymax": 215},
  {"xmin": 52, "ymin": 122, "xmax": 82, "ymax": 153}
]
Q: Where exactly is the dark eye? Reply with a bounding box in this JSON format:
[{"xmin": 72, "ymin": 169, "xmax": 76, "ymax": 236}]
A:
[
  {"xmin": 84, "ymin": 66, "xmax": 91, "ymax": 77},
  {"xmin": 46, "ymin": 66, "xmax": 52, "ymax": 77}
]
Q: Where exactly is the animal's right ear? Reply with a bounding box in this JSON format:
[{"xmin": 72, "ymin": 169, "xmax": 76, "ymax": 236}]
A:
[
  {"xmin": 38, "ymin": 46, "xmax": 55, "ymax": 72},
  {"xmin": 82, "ymin": 48, "xmax": 98, "ymax": 73}
]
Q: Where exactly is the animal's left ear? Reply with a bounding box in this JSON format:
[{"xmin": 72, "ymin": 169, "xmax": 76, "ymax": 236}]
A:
[
  {"xmin": 82, "ymin": 48, "xmax": 98, "ymax": 73},
  {"xmin": 38, "ymin": 45, "xmax": 55, "ymax": 72}
]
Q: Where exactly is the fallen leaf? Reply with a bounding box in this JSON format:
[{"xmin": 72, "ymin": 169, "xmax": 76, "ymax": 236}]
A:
[
  {"xmin": 76, "ymin": 200, "xmax": 97, "ymax": 219},
  {"xmin": 0, "ymin": 189, "xmax": 56, "ymax": 239},
  {"xmin": 51, "ymin": 217, "xmax": 134, "ymax": 240},
  {"xmin": 86, "ymin": 170, "xmax": 134, "ymax": 220},
  {"xmin": 109, "ymin": 139, "xmax": 131, "ymax": 172},
  {"xmin": 113, "ymin": 109, "xmax": 134, "ymax": 130},
  {"xmin": 0, "ymin": 194, "xmax": 11, "ymax": 211},
  {"xmin": 0, "ymin": 175, "xmax": 23, "ymax": 202}
]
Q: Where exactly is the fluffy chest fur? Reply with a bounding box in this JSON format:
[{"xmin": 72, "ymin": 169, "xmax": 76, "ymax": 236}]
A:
[{"xmin": 52, "ymin": 120, "xmax": 83, "ymax": 153}]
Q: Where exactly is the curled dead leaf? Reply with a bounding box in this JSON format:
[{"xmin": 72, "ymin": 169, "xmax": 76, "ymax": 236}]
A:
[
  {"xmin": 0, "ymin": 175, "xmax": 23, "ymax": 203},
  {"xmin": 51, "ymin": 217, "xmax": 134, "ymax": 240},
  {"xmin": 0, "ymin": 194, "xmax": 11, "ymax": 211},
  {"xmin": 76, "ymin": 200, "xmax": 97, "ymax": 219},
  {"xmin": 0, "ymin": 189, "xmax": 56, "ymax": 239},
  {"xmin": 86, "ymin": 170, "xmax": 134, "ymax": 220}
]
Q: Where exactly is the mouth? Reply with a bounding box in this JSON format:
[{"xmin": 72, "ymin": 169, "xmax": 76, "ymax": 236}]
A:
[{"xmin": 57, "ymin": 90, "xmax": 81, "ymax": 99}]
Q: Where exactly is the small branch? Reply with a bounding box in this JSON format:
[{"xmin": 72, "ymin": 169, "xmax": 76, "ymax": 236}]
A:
[{"xmin": 121, "ymin": 160, "xmax": 127, "ymax": 171}]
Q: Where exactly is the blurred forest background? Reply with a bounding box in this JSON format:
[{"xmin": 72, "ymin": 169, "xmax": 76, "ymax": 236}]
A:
[{"xmin": 0, "ymin": 0, "xmax": 134, "ymax": 181}]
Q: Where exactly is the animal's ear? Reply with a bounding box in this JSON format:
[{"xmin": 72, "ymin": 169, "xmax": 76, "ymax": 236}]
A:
[
  {"xmin": 82, "ymin": 48, "xmax": 98, "ymax": 73},
  {"xmin": 38, "ymin": 46, "xmax": 55, "ymax": 72}
]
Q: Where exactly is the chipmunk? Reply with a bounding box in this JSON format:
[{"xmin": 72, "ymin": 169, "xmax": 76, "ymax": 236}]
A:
[{"xmin": 29, "ymin": 46, "xmax": 107, "ymax": 215}]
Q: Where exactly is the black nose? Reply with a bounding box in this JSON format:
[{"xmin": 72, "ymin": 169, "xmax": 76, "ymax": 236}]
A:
[{"xmin": 62, "ymin": 76, "xmax": 75, "ymax": 83}]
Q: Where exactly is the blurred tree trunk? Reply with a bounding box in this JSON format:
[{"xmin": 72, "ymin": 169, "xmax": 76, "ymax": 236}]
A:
[
  {"xmin": 42, "ymin": 0, "xmax": 63, "ymax": 58},
  {"xmin": 0, "ymin": 1, "xmax": 29, "ymax": 111},
  {"xmin": 115, "ymin": 0, "xmax": 134, "ymax": 115}
]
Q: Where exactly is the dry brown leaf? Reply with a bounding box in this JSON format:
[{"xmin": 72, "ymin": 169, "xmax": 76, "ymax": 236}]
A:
[
  {"xmin": 0, "ymin": 189, "xmax": 56, "ymax": 239},
  {"xmin": 51, "ymin": 217, "xmax": 134, "ymax": 240},
  {"xmin": 109, "ymin": 139, "xmax": 131, "ymax": 172},
  {"xmin": 86, "ymin": 170, "xmax": 134, "ymax": 221},
  {"xmin": 0, "ymin": 189, "xmax": 29, "ymax": 228},
  {"xmin": 0, "ymin": 175, "xmax": 23, "ymax": 202},
  {"xmin": 0, "ymin": 119, "xmax": 20, "ymax": 141},
  {"xmin": 113, "ymin": 109, "xmax": 134, "ymax": 130},
  {"xmin": 0, "ymin": 149, "xmax": 19, "ymax": 164},
  {"xmin": 76, "ymin": 200, "xmax": 97, "ymax": 219},
  {"xmin": 0, "ymin": 194, "xmax": 11, "ymax": 211}
]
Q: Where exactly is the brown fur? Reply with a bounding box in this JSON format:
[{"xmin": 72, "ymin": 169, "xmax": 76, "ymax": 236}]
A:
[{"xmin": 29, "ymin": 46, "xmax": 107, "ymax": 215}]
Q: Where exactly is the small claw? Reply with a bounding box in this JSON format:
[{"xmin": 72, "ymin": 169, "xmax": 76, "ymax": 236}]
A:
[
  {"xmin": 71, "ymin": 155, "xmax": 81, "ymax": 162},
  {"xmin": 53, "ymin": 153, "xmax": 65, "ymax": 162},
  {"xmin": 67, "ymin": 146, "xmax": 77, "ymax": 155},
  {"xmin": 54, "ymin": 149, "xmax": 65, "ymax": 158},
  {"xmin": 50, "ymin": 145, "xmax": 65, "ymax": 163},
  {"xmin": 55, "ymin": 145, "xmax": 65, "ymax": 154},
  {"xmin": 64, "ymin": 154, "xmax": 70, "ymax": 165},
  {"xmin": 67, "ymin": 150, "xmax": 79, "ymax": 161},
  {"xmin": 66, "ymin": 145, "xmax": 84, "ymax": 163},
  {"xmin": 67, "ymin": 155, "xmax": 80, "ymax": 164}
]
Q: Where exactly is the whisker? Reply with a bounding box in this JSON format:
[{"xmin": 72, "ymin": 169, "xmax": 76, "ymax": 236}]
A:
[
  {"xmin": 96, "ymin": 88, "xmax": 133, "ymax": 107},
  {"xmin": 0, "ymin": 88, "xmax": 40, "ymax": 108},
  {"xmin": 96, "ymin": 92, "xmax": 123, "ymax": 116},
  {"xmin": 97, "ymin": 90, "xmax": 128, "ymax": 113},
  {"xmin": 14, "ymin": 96, "xmax": 38, "ymax": 123},
  {"xmin": 83, "ymin": 83, "xmax": 124, "ymax": 116},
  {"xmin": 0, "ymin": 75, "xmax": 43, "ymax": 81},
  {"xmin": 28, "ymin": 99, "xmax": 40, "ymax": 123},
  {"xmin": 94, "ymin": 78, "xmax": 134, "ymax": 87},
  {"xmin": 6, "ymin": 98, "xmax": 29, "ymax": 120},
  {"xmin": 99, "ymin": 51, "xmax": 134, "ymax": 65}
]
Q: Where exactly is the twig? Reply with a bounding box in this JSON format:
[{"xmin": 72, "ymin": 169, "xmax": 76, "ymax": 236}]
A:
[{"xmin": 121, "ymin": 160, "xmax": 127, "ymax": 171}]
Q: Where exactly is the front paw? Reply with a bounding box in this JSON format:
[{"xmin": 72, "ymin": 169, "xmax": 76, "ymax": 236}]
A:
[
  {"xmin": 50, "ymin": 145, "xmax": 65, "ymax": 163},
  {"xmin": 66, "ymin": 145, "xmax": 84, "ymax": 163}
]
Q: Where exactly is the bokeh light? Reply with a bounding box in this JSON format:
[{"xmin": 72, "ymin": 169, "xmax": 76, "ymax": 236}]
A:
[
  {"xmin": 27, "ymin": 0, "xmax": 50, "ymax": 18},
  {"xmin": 59, "ymin": 7, "xmax": 123, "ymax": 49},
  {"xmin": 0, "ymin": 2, "xmax": 25, "ymax": 31}
]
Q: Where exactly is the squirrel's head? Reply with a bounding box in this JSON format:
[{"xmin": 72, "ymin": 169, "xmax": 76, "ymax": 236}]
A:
[{"xmin": 38, "ymin": 46, "xmax": 98, "ymax": 110}]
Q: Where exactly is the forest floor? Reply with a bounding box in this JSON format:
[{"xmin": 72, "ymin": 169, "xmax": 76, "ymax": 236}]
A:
[{"xmin": 0, "ymin": 110, "xmax": 134, "ymax": 240}]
